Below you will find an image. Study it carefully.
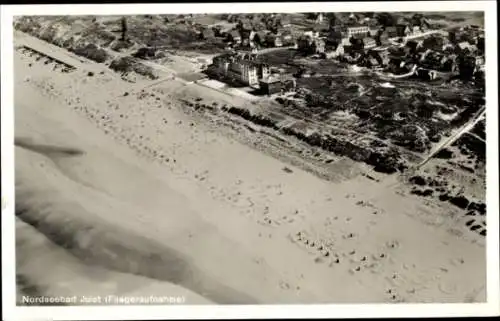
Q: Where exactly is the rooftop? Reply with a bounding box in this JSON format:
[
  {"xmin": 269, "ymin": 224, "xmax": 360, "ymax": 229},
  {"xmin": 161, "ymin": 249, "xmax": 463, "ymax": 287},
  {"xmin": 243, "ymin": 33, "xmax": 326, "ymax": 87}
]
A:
[{"xmin": 260, "ymin": 75, "xmax": 282, "ymax": 83}]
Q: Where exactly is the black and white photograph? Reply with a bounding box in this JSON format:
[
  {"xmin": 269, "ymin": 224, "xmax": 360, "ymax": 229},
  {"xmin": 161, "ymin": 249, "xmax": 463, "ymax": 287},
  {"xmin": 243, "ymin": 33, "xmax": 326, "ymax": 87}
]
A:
[{"xmin": 1, "ymin": 1, "xmax": 499, "ymax": 319}]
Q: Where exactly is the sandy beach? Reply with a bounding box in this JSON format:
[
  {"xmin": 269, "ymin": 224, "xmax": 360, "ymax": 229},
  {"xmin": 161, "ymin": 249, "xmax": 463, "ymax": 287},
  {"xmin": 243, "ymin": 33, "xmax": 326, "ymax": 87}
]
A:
[{"xmin": 14, "ymin": 32, "xmax": 486, "ymax": 304}]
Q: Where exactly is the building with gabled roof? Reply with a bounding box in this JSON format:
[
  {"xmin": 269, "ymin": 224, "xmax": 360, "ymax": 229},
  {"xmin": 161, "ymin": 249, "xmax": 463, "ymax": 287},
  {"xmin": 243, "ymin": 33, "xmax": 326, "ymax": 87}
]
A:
[
  {"xmin": 396, "ymin": 24, "xmax": 412, "ymax": 37},
  {"xmin": 362, "ymin": 37, "xmax": 377, "ymax": 49},
  {"xmin": 227, "ymin": 30, "xmax": 242, "ymax": 44},
  {"xmin": 266, "ymin": 33, "xmax": 283, "ymax": 47},
  {"xmin": 384, "ymin": 26, "xmax": 398, "ymax": 38}
]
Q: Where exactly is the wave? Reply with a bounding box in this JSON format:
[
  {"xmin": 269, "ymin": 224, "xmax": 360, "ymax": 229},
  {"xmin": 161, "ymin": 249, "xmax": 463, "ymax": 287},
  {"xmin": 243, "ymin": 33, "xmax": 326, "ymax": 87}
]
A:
[{"xmin": 15, "ymin": 144, "xmax": 258, "ymax": 304}]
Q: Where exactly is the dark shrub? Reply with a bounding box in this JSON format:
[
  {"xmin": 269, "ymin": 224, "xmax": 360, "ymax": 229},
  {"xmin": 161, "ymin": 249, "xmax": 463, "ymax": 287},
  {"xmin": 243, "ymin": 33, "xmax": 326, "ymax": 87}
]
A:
[
  {"xmin": 409, "ymin": 175, "xmax": 426, "ymax": 186},
  {"xmin": 449, "ymin": 195, "xmax": 470, "ymax": 209},
  {"xmin": 133, "ymin": 47, "xmax": 157, "ymax": 59},
  {"xmin": 74, "ymin": 43, "xmax": 109, "ymax": 63},
  {"xmin": 110, "ymin": 56, "xmax": 136, "ymax": 73},
  {"xmin": 133, "ymin": 63, "xmax": 159, "ymax": 80},
  {"xmin": 411, "ymin": 189, "xmax": 433, "ymax": 197},
  {"xmin": 111, "ymin": 40, "xmax": 135, "ymax": 52},
  {"xmin": 435, "ymin": 148, "xmax": 454, "ymax": 159}
]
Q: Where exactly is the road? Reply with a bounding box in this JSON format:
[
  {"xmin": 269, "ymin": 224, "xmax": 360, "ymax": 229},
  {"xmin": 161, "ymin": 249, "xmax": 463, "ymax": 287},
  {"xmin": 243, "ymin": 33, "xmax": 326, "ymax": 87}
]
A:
[
  {"xmin": 464, "ymin": 131, "xmax": 486, "ymax": 143},
  {"xmin": 387, "ymin": 23, "xmax": 471, "ymax": 47},
  {"xmin": 239, "ymin": 45, "xmax": 295, "ymax": 55},
  {"xmin": 416, "ymin": 106, "xmax": 486, "ymax": 169}
]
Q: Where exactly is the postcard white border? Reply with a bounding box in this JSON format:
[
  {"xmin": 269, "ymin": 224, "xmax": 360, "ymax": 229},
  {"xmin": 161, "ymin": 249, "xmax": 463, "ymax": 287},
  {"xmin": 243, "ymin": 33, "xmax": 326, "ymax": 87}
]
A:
[{"xmin": 2, "ymin": 1, "xmax": 499, "ymax": 319}]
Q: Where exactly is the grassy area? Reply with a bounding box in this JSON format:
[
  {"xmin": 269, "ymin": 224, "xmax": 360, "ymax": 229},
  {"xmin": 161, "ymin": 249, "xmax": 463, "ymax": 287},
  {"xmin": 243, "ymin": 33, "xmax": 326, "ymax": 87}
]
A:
[{"xmin": 279, "ymin": 72, "xmax": 484, "ymax": 154}]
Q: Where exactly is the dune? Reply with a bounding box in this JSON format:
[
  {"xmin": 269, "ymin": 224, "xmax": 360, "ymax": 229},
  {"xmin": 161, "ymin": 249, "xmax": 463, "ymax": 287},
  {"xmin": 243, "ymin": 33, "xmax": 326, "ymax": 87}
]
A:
[{"xmin": 13, "ymin": 34, "xmax": 486, "ymax": 305}]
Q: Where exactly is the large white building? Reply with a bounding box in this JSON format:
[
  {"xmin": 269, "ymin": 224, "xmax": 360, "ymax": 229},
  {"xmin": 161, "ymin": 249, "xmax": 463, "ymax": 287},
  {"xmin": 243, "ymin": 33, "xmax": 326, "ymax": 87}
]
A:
[
  {"xmin": 345, "ymin": 25, "xmax": 370, "ymax": 38},
  {"xmin": 212, "ymin": 53, "xmax": 270, "ymax": 86}
]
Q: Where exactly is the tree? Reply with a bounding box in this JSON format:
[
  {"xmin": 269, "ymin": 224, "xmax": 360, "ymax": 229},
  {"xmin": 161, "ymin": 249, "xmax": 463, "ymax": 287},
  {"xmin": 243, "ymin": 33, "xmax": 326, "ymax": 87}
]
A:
[
  {"xmin": 476, "ymin": 37, "xmax": 485, "ymax": 53},
  {"xmin": 458, "ymin": 55, "xmax": 476, "ymax": 80},
  {"xmin": 376, "ymin": 12, "xmax": 397, "ymax": 27},
  {"xmin": 120, "ymin": 17, "xmax": 128, "ymax": 41},
  {"xmin": 448, "ymin": 31, "xmax": 457, "ymax": 44},
  {"xmin": 325, "ymin": 13, "xmax": 338, "ymax": 30},
  {"xmin": 305, "ymin": 12, "xmax": 318, "ymax": 20},
  {"xmin": 411, "ymin": 13, "xmax": 424, "ymax": 26}
]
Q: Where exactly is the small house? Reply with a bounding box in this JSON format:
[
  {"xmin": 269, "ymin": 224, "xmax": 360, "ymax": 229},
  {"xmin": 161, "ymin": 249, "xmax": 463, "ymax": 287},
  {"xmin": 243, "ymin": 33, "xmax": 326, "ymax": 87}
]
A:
[
  {"xmin": 420, "ymin": 18, "xmax": 431, "ymax": 31},
  {"xmin": 442, "ymin": 43, "xmax": 456, "ymax": 54},
  {"xmin": 396, "ymin": 24, "xmax": 411, "ymax": 37},
  {"xmin": 240, "ymin": 29, "xmax": 252, "ymax": 41},
  {"xmin": 389, "ymin": 57, "xmax": 406, "ymax": 71},
  {"xmin": 384, "ymin": 26, "xmax": 398, "ymax": 38},
  {"xmin": 406, "ymin": 40, "xmax": 423, "ymax": 54},
  {"xmin": 237, "ymin": 18, "xmax": 253, "ymax": 32},
  {"xmin": 280, "ymin": 15, "xmax": 292, "ymax": 27},
  {"xmin": 378, "ymin": 51, "xmax": 390, "ymax": 66},
  {"xmin": 297, "ymin": 35, "xmax": 325, "ymax": 55},
  {"xmin": 249, "ymin": 30, "xmax": 257, "ymax": 42},
  {"xmin": 366, "ymin": 50, "xmax": 388, "ymax": 67},
  {"xmin": 422, "ymin": 36, "xmax": 445, "ymax": 51},
  {"xmin": 375, "ymin": 30, "xmax": 390, "ymax": 46},
  {"xmin": 367, "ymin": 56, "xmax": 380, "ymax": 68},
  {"xmin": 342, "ymin": 45, "xmax": 355, "ymax": 56},
  {"xmin": 338, "ymin": 36, "xmax": 349, "ymax": 46},
  {"xmin": 415, "ymin": 68, "xmax": 437, "ymax": 81},
  {"xmin": 280, "ymin": 30, "xmax": 294, "ymax": 45},
  {"xmin": 259, "ymin": 75, "xmax": 283, "ymax": 95},
  {"xmin": 476, "ymin": 36, "xmax": 485, "ymax": 53},
  {"xmin": 362, "ymin": 37, "xmax": 377, "ymax": 49},
  {"xmin": 315, "ymin": 13, "xmax": 324, "ymax": 24},
  {"xmin": 212, "ymin": 25, "xmax": 224, "ymax": 37},
  {"xmin": 253, "ymin": 31, "xmax": 269, "ymax": 47},
  {"xmin": 227, "ymin": 30, "xmax": 242, "ymax": 44},
  {"xmin": 266, "ymin": 34, "xmax": 283, "ymax": 47},
  {"xmin": 326, "ymin": 43, "xmax": 344, "ymax": 58},
  {"xmin": 327, "ymin": 30, "xmax": 344, "ymax": 45},
  {"xmin": 396, "ymin": 17, "xmax": 408, "ymax": 26},
  {"xmin": 303, "ymin": 29, "xmax": 320, "ymax": 39},
  {"xmin": 457, "ymin": 41, "xmax": 474, "ymax": 54},
  {"xmin": 440, "ymin": 56, "xmax": 458, "ymax": 72},
  {"xmin": 369, "ymin": 27, "xmax": 381, "ymax": 37},
  {"xmin": 199, "ymin": 28, "xmax": 216, "ymax": 40},
  {"xmin": 314, "ymin": 38, "xmax": 326, "ymax": 54}
]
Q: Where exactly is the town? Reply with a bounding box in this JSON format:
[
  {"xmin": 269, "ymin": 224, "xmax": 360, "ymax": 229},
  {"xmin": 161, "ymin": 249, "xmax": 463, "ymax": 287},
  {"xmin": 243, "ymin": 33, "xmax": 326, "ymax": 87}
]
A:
[{"xmin": 199, "ymin": 12, "xmax": 485, "ymax": 95}]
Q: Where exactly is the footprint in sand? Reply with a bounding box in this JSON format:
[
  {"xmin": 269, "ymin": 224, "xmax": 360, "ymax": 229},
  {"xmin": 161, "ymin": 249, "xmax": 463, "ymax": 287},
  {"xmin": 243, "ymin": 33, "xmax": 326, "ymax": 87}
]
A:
[
  {"xmin": 329, "ymin": 257, "xmax": 341, "ymax": 266},
  {"xmin": 343, "ymin": 232, "xmax": 356, "ymax": 239},
  {"xmin": 438, "ymin": 281, "xmax": 458, "ymax": 295},
  {"xmin": 386, "ymin": 240, "xmax": 400, "ymax": 249},
  {"xmin": 366, "ymin": 260, "xmax": 384, "ymax": 274}
]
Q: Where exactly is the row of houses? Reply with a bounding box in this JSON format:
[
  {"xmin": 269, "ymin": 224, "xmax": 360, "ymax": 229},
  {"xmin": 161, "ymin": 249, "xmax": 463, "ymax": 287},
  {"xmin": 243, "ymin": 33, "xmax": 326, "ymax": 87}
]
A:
[
  {"xmin": 328, "ymin": 23, "xmax": 427, "ymax": 45},
  {"xmin": 220, "ymin": 26, "xmax": 296, "ymax": 49}
]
